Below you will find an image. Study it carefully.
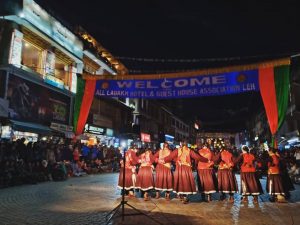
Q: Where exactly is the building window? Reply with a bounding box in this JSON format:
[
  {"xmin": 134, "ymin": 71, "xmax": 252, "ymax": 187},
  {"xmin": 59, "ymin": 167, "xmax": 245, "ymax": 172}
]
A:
[
  {"xmin": 54, "ymin": 59, "xmax": 70, "ymax": 87},
  {"xmin": 21, "ymin": 40, "xmax": 43, "ymax": 75}
]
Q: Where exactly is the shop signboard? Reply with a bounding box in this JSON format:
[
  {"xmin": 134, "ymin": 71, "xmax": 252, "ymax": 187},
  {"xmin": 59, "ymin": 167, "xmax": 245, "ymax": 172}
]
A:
[
  {"xmin": 84, "ymin": 124, "xmax": 105, "ymax": 135},
  {"xmin": 45, "ymin": 75, "xmax": 64, "ymax": 90},
  {"xmin": 165, "ymin": 134, "xmax": 174, "ymax": 143},
  {"xmin": 7, "ymin": 75, "xmax": 70, "ymax": 124},
  {"xmin": 141, "ymin": 132, "xmax": 151, "ymax": 143},
  {"xmin": 0, "ymin": 98, "xmax": 8, "ymax": 118},
  {"xmin": 106, "ymin": 128, "xmax": 114, "ymax": 137},
  {"xmin": 50, "ymin": 122, "xmax": 73, "ymax": 132},
  {"xmin": 9, "ymin": 29, "xmax": 23, "ymax": 67}
]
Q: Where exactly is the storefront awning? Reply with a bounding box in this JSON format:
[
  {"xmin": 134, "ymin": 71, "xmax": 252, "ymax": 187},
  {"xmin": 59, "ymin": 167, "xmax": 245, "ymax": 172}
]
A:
[{"xmin": 10, "ymin": 120, "xmax": 52, "ymax": 135}]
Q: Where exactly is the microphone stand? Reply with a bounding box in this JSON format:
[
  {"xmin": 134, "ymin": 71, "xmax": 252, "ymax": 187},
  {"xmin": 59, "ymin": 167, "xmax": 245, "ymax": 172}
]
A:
[{"xmin": 105, "ymin": 147, "xmax": 163, "ymax": 225}]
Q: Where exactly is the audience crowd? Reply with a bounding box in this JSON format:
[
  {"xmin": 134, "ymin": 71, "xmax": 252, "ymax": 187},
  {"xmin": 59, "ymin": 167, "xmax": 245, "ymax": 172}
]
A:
[{"xmin": 0, "ymin": 138, "xmax": 122, "ymax": 188}]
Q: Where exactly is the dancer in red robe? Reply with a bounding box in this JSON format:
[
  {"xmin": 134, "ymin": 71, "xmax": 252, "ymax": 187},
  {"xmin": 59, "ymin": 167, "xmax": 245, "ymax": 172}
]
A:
[
  {"xmin": 267, "ymin": 148, "xmax": 286, "ymax": 202},
  {"xmin": 216, "ymin": 147, "xmax": 238, "ymax": 203},
  {"xmin": 135, "ymin": 148, "xmax": 155, "ymax": 201},
  {"xmin": 117, "ymin": 146, "xmax": 138, "ymax": 197},
  {"xmin": 161, "ymin": 141, "xmax": 208, "ymax": 204},
  {"xmin": 153, "ymin": 142, "xmax": 173, "ymax": 200},
  {"xmin": 235, "ymin": 146, "xmax": 263, "ymax": 203},
  {"xmin": 197, "ymin": 144, "xmax": 218, "ymax": 202}
]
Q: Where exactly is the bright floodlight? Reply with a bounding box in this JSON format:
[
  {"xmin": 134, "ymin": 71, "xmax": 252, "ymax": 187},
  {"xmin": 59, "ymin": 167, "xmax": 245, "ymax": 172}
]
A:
[
  {"xmin": 121, "ymin": 141, "xmax": 127, "ymax": 148},
  {"xmin": 19, "ymin": 11, "xmax": 25, "ymax": 18}
]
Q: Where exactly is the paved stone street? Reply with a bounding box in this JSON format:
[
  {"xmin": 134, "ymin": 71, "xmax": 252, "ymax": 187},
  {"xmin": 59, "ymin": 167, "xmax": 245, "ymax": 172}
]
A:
[{"xmin": 0, "ymin": 173, "xmax": 300, "ymax": 225}]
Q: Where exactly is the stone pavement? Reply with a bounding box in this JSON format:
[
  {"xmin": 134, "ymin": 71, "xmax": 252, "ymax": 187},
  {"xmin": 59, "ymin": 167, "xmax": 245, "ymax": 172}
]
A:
[{"xmin": 0, "ymin": 173, "xmax": 299, "ymax": 225}]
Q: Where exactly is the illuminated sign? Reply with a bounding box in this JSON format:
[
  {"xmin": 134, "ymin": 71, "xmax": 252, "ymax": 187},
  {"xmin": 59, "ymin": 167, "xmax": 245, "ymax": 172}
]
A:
[
  {"xmin": 141, "ymin": 133, "xmax": 151, "ymax": 143},
  {"xmin": 9, "ymin": 29, "xmax": 23, "ymax": 67},
  {"xmin": 44, "ymin": 75, "xmax": 64, "ymax": 89},
  {"xmin": 165, "ymin": 134, "xmax": 174, "ymax": 143},
  {"xmin": 194, "ymin": 123, "xmax": 199, "ymax": 130},
  {"xmin": 84, "ymin": 124, "xmax": 105, "ymax": 135},
  {"xmin": 106, "ymin": 128, "xmax": 114, "ymax": 137}
]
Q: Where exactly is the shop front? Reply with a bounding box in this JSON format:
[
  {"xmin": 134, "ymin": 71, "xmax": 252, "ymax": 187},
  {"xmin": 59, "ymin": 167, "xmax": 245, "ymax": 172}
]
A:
[
  {"xmin": 83, "ymin": 123, "xmax": 118, "ymax": 147},
  {"xmin": 50, "ymin": 122, "xmax": 75, "ymax": 139},
  {"xmin": 0, "ymin": 71, "xmax": 73, "ymax": 142}
]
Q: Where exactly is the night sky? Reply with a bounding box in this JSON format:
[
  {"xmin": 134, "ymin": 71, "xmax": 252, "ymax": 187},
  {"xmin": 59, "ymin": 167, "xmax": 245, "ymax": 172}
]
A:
[{"xmin": 36, "ymin": 0, "xmax": 299, "ymax": 131}]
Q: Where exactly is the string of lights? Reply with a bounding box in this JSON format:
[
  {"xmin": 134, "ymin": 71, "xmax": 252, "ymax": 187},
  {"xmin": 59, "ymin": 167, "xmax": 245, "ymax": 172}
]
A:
[{"xmin": 116, "ymin": 52, "xmax": 295, "ymax": 63}]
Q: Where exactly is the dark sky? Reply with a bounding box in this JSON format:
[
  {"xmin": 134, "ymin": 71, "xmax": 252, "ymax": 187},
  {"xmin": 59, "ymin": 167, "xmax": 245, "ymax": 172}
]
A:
[
  {"xmin": 36, "ymin": 0, "xmax": 298, "ymax": 131},
  {"xmin": 37, "ymin": 0, "xmax": 300, "ymax": 72}
]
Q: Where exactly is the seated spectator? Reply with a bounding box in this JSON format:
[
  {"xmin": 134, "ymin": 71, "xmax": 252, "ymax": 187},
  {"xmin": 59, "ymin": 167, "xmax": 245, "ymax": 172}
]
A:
[
  {"xmin": 51, "ymin": 162, "xmax": 68, "ymax": 181},
  {"xmin": 289, "ymin": 161, "xmax": 300, "ymax": 183},
  {"xmin": 72, "ymin": 160, "xmax": 87, "ymax": 177},
  {"xmin": 90, "ymin": 159, "xmax": 104, "ymax": 174}
]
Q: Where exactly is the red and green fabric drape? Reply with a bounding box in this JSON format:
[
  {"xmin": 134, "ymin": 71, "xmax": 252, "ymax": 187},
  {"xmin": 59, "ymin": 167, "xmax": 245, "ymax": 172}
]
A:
[
  {"xmin": 259, "ymin": 65, "xmax": 290, "ymax": 147},
  {"xmin": 73, "ymin": 76, "xmax": 96, "ymax": 135}
]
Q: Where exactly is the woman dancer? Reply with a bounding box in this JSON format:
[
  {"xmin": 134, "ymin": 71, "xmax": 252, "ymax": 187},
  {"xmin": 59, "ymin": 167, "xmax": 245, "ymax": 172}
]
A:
[
  {"xmin": 117, "ymin": 146, "xmax": 138, "ymax": 197},
  {"xmin": 135, "ymin": 148, "xmax": 155, "ymax": 201},
  {"xmin": 216, "ymin": 146, "xmax": 238, "ymax": 203},
  {"xmin": 235, "ymin": 146, "xmax": 263, "ymax": 203},
  {"xmin": 267, "ymin": 148, "xmax": 286, "ymax": 202},
  {"xmin": 161, "ymin": 141, "xmax": 208, "ymax": 204},
  {"xmin": 197, "ymin": 144, "xmax": 218, "ymax": 202},
  {"xmin": 153, "ymin": 142, "xmax": 173, "ymax": 200}
]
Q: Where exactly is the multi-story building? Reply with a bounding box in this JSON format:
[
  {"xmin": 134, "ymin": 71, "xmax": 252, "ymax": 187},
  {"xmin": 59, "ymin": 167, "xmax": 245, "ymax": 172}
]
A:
[
  {"xmin": 0, "ymin": 0, "xmax": 128, "ymax": 142},
  {"xmin": 171, "ymin": 115, "xmax": 190, "ymax": 144},
  {"xmin": 122, "ymin": 98, "xmax": 193, "ymax": 148},
  {"xmin": 0, "ymin": 0, "xmax": 83, "ymax": 141}
]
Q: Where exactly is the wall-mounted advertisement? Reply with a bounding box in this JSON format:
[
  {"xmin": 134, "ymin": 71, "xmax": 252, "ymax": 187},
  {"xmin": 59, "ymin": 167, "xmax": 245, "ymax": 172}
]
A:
[
  {"xmin": 45, "ymin": 50, "xmax": 55, "ymax": 76},
  {"xmin": 9, "ymin": 29, "xmax": 23, "ymax": 67},
  {"xmin": 141, "ymin": 132, "xmax": 151, "ymax": 143},
  {"xmin": 7, "ymin": 75, "xmax": 70, "ymax": 125},
  {"xmin": 70, "ymin": 67, "xmax": 77, "ymax": 93}
]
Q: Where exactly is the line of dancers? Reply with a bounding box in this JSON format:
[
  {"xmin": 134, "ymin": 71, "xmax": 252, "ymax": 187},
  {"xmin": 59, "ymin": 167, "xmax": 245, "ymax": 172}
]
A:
[{"xmin": 118, "ymin": 141, "xmax": 290, "ymax": 204}]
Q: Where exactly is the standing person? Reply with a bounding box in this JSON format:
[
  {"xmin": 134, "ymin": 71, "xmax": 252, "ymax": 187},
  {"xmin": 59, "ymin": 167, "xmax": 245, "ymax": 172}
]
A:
[
  {"xmin": 153, "ymin": 142, "xmax": 173, "ymax": 200},
  {"xmin": 197, "ymin": 144, "xmax": 218, "ymax": 202},
  {"xmin": 161, "ymin": 141, "xmax": 208, "ymax": 204},
  {"xmin": 135, "ymin": 148, "xmax": 155, "ymax": 201},
  {"xmin": 294, "ymin": 148, "xmax": 300, "ymax": 166},
  {"xmin": 216, "ymin": 146, "xmax": 238, "ymax": 203},
  {"xmin": 267, "ymin": 148, "xmax": 286, "ymax": 202},
  {"xmin": 117, "ymin": 146, "xmax": 138, "ymax": 197},
  {"xmin": 235, "ymin": 146, "xmax": 263, "ymax": 203}
]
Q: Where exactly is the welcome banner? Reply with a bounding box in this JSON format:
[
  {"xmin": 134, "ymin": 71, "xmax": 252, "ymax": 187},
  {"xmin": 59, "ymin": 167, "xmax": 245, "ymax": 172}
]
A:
[
  {"xmin": 94, "ymin": 70, "xmax": 259, "ymax": 99},
  {"xmin": 74, "ymin": 58, "xmax": 290, "ymax": 139}
]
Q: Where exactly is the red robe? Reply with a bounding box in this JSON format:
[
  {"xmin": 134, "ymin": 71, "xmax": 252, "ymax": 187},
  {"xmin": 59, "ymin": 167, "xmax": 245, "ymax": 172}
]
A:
[
  {"xmin": 164, "ymin": 146, "xmax": 207, "ymax": 194},
  {"xmin": 135, "ymin": 151, "xmax": 155, "ymax": 191},
  {"xmin": 197, "ymin": 147, "xmax": 217, "ymax": 194},
  {"xmin": 154, "ymin": 148, "xmax": 173, "ymax": 191},
  {"xmin": 117, "ymin": 149, "xmax": 138, "ymax": 190}
]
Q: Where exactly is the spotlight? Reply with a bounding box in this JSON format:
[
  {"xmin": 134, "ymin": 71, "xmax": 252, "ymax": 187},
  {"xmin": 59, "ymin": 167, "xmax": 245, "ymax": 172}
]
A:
[{"xmin": 121, "ymin": 141, "xmax": 127, "ymax": 148}]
